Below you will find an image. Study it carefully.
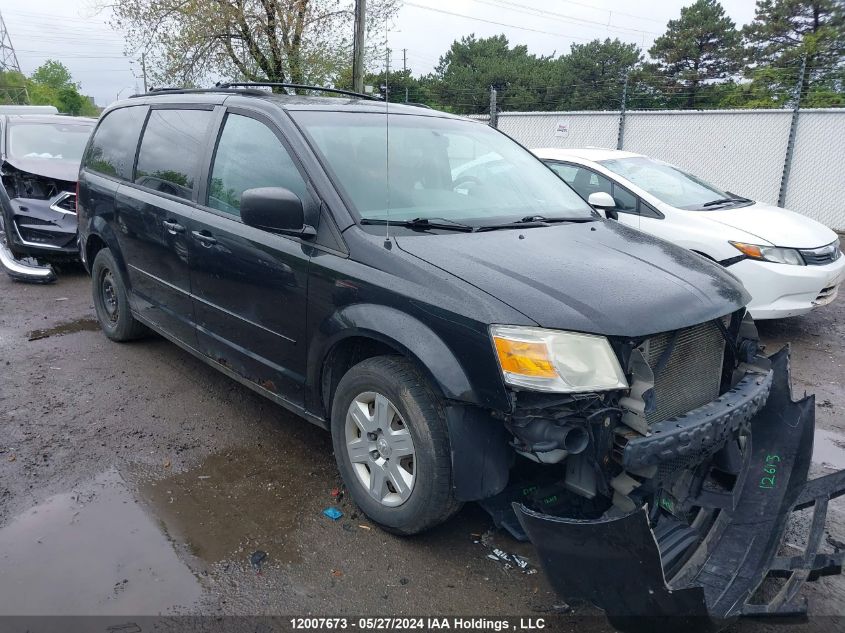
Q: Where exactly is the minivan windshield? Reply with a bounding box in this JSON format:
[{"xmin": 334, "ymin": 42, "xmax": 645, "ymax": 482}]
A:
[
  {"xmin": 600, "ymin": 156, "xmax": 751, "ymax": 210},
  {"xmin": 8, "ymin": 121, "xmax": 93, "ymax": 162},
  {"xmin": 292, "ymin": 111, "xmax": 594, "ymax": 225}
]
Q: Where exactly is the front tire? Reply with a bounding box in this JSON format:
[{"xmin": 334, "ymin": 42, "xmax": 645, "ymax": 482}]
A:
[
  {"xmin": 91, "ymin": 248, "xmax": 147, "ymax": 341},
  {"xmin": 331, "ymin": 356, "xmax": 461, "ymax": 535}
]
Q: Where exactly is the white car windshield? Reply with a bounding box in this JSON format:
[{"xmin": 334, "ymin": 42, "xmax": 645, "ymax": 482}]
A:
[
  {"xmin": 292, "ymin": 111, "xmax": 594, "ymax": 225},
  {"xmin": 8, "ymin": 122, "xmax": 93, "ymax": 162},
  {"xmin": 600, "ymin": 156, "xmax": 749, "ymax": 210}
]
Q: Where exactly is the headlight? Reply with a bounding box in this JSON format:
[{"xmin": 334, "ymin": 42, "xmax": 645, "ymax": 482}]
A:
[
  {"xmin": 730, "ymin": 241, "xmax": 805, "ymax": 265},
  {"xmin": 491, "ymin": 325, "xmax": 628, "ymax": 393}
]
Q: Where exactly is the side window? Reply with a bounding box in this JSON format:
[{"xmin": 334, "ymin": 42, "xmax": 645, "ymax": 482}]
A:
[
  {"xmin": 82, "ymin": 106, "xmax": 146, "ymax": 180},
  {"xmin": 547, "ymin": 162, "xmax": 578, "ymax": 184},
  {"xmin": 639, "ymin": 199, "xmax": 662, "ymax": 219},
  {"xmin": 611, "ymin": 184, "xmax": 638, "ymax": 213},
  {"xmin": 207, "ymin": 113, "xmax": 308, "ymax": 217},
  {"xmin": 135, "ymin": 109, "xmax": 213, "ymax": 201},
  {"xmin": 569, "ymin": 166, "xmax": 612, "ymax": 200}
]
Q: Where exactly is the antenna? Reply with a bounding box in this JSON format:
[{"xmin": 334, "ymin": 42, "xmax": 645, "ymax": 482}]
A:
[
  {"xmin": 0, "ymin": 11, "xmax": 28, "ymax": 104},
  {"xmin": 384, "ymin": 43, "xmax": 391, "ymax": 248}
]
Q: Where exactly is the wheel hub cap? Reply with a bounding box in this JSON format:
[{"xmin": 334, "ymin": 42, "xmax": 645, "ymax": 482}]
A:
[{"xmin": 345, "ymin": 391, "xmax": 416, "ymax": 507}]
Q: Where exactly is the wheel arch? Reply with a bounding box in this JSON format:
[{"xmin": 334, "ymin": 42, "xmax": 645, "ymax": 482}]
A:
[
  {"xmin": 85, "ymin": 217, "xmax": 130, "ymax": 281},
  {"xmin": 310, "ymin": 304, "xmax": 478, "ymax": 419}
]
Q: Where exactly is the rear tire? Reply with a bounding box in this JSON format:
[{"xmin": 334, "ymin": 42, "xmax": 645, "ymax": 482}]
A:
[
  {"xmin": 331, "ymin": 356, "xmax": 462, "ymax": 535},
  {"xmin": 91, "ymin": 248, "xmax": 147, "ymax": 341}
]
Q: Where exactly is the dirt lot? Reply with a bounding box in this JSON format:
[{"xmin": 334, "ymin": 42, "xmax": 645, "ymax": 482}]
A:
[{"xmin": 1, "ymin": 265, "xmax": 844, "ymax": 631}]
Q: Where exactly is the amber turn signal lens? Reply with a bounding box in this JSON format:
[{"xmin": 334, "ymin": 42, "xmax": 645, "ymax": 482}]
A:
[
  {"xmin": 493, "ymin": 337, "xmax": 557, "ymax": 378},
  {"xmin": 730, "ymin": 242, "xmax": 763, "ymax": 259}
]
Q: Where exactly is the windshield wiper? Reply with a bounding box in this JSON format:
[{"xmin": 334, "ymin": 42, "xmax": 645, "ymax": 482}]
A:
[
  {"xmin": 702, "ymin": 196, "xmax": 751, "ymax": 208},
  {"xmin": 360, "ymin": 217, "xmax": 474, "ymax": 232},
  {"xmin": 476, "ymin": 215, "xmax": 596, "ymax": 232}
]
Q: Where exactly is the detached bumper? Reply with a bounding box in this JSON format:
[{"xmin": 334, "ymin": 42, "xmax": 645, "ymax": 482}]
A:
[
  {"xmin": 515, "ymin": 347, "xmax": 845, "ymax": 632},
  {"xmin": 0, "ymin": 227, "xmax": 56, "ymax": 282}
]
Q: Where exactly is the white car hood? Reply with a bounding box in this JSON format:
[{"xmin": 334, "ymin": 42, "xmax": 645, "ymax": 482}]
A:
[{"xmin": 704, "ymin": 202, "xmax": 837, "ymax": 248}]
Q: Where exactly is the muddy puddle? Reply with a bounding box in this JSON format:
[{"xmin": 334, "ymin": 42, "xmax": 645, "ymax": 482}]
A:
[
  {"xmin": 27, "ymin": 317, "xmax": 100, "ymax": 341},
  {"xmin": 0, "ymin": 469, "xmax": 201, "ymax": 615},
  {"xmin": 813, "ymin": 428, "xmax": 845, "ymax": 470},
  {"xmin": 136, "ymin": 445, "xmax": 320, "ymax": 569}
]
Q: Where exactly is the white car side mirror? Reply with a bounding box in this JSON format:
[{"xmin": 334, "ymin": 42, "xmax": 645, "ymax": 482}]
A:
[
  {"xmin": 587, "ymin": 192, "xmax": 618, "ymax": 220},
  {"xmin": 588, "ymin": 191, "xmax": 615, "ymax": 208}
]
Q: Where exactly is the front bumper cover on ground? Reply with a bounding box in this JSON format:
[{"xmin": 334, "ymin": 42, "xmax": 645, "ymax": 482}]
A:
[
  {"xmin": 514, "ymin": 347, "xmax": 845, "ymax": 632},
  {"xmin": 0, "ymin": 226, "xmax": 56, "ymax": 283}
]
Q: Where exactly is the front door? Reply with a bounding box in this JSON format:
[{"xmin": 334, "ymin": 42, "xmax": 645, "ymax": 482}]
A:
[
  {"xmin": 116, "ymin": 107, "xmax": 215, "ymax": 344},
  {"xmin": 188, "ymin": 110, "xmax": 314, "ymax": 405}
]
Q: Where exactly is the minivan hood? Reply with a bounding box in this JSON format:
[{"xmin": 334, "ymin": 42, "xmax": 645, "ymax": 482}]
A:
[
  {"xmin": 395, "ymin": 221, "xmax": 748, "ymax": 338},
  {"xmin": 704, "ymin": 202, "xmax": 837, "ymax": 249},
  {"xmin": 3, "ymin": 156, "xmax": 79, "ymax": 183}
]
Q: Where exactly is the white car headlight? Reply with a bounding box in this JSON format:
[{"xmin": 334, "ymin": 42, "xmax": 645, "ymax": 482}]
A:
[
  {"xmin": 490, "ymin": 325, "xmax": 628, "ymax": 393},
  {"xmin": 730, "ymin": 241, "xmax": 805, "ymax": 265}
]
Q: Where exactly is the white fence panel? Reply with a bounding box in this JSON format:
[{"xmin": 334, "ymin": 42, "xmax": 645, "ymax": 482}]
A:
[
  {"xmin": 497, "ymin": 111, "xmax": 619, "ymax": 150},
  {"xmin": 783, "ymin": 110, "xmax": 845, "ymax": 230}
]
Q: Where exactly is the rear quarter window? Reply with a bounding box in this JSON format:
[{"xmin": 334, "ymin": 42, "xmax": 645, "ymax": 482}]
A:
[{"xmin": 82, "ymin": 106, "xmax": 146, "ymax": 180}]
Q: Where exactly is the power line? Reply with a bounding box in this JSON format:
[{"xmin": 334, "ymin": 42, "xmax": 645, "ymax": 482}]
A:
[
  {"xmin": 469, "ymin": 0, "xmax": 660, "ymax": 37},
  {"xmin": 404, "ymin": 2, "xmax": 594, "ymax": 42}
]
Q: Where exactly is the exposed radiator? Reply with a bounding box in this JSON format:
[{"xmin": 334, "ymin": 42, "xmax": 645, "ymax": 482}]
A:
[{"xmin": 642, "ymin": 319, "xmax": 726, "ymax": 424}]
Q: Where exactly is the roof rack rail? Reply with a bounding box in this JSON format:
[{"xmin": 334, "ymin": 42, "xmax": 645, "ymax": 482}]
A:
[
  {"xmin": 130, "ymin": 86, "xmax": 269, "ymax": 98},
  {"xmin": 215, "ymin": 82, "xmax": 382, "ymax": 101}
]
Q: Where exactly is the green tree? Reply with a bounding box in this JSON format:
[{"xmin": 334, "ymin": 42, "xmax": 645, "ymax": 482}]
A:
[
  {"xmin": 743, "ymin": 0, "xmax": 845, "ymax": 106},
  {"xmin": 25, "ymin": 60, "xmax": 99, "ymax": 116},
  {"xmin": 431, "ymin": 34, "xmax": 556, "ymax": 114},
  {"xmin": 0, "ymin": 70, "xmax": 30, "ymax": 104},
  {"xmin": 555, "ymin": 38, "xmax": 642, "ymax": 110},
  {"xmin": 30, "ymin": 60, "xmax": 79, "ymax": 91},
  {"xmin": 650, "ymin": 0, "xmax": 743, "ymax": 108}
]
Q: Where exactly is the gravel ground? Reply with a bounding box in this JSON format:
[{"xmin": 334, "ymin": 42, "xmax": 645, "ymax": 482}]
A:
[{"xmin": 0, "ymin": 265, "xmax": 843, "ymax": 632}]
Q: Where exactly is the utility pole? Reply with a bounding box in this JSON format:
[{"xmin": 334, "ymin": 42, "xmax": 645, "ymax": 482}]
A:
[
  {"xmin": 489, "ymin": 86, "xmax": 498, "ymax": 128},
  {"xmin": 403, "ymin": 48, "xmax": 408, "ymax": 103},
  {"xmin": 616, "ymin": 72, "xmax": 630, "ymax": 150},
  {"xmin": 141, "ymin": 52, "xmax": 148, "ymax": 92},
  {"xmin": 352, "ymin": 0, "xmax": 366, "ymax": 93},
  {"xmin": 383, "ymin": 48, "xmax": 391, "ymax": 101}
]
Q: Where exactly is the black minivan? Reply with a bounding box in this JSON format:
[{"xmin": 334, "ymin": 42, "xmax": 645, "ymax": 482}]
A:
[{"xmin": 77, "ymin": 85, "xmax": 843, "ymax": 629}]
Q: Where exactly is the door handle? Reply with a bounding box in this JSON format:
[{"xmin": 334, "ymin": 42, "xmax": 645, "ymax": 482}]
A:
[
  {"xmin": 162, "ymin": 220, "xmax": 185, "ymax": 234},
  {"xmin": 191, "ymin": 230, "xmax": 218, "ymax": 246}
]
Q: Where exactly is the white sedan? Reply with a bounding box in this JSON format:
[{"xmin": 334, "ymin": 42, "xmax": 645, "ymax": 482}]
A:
[{"xmin": 533, "ymin": 147, "xmax": 844, "ymax": 319}]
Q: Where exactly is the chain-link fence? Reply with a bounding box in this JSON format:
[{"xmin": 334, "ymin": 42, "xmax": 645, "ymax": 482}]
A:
[{"xmin": 484, "ymin": 107, "xmax": 845, "ymax": 231}]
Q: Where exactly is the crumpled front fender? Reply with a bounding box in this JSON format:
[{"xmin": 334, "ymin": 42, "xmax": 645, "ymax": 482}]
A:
[{"xmin": 514, "ymin": 347, "xmax": 845, "ymax": 632}]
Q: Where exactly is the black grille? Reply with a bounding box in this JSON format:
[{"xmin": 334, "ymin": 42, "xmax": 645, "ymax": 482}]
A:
[
  {"xmin": 799, "ymin": 242, "xmax": 841, "ymax": 266},
  {"xmin": 15, "ymin": 216, "xmax": 55, "ymax": 227},
  {"xmin": 642, "ymin": 320, "xmax": 726, "ymax": 424}
]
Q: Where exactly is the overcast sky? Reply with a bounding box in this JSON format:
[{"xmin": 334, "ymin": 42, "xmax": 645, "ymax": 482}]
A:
[{"xmin": 2, "ymin": 0, "xmax": 760, "ymax": 107}]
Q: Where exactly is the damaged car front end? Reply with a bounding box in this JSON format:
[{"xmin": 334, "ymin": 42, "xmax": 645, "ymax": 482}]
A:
[
  {"xmin": 390, "ymin": 212, "xmax": 845, "ymax": 631},
  {"xmin": 487, "ymin": 311, "xmax": 844, "ymax": 631},
  {"xmin": 0, "ymin": 114, "xmax": 95, "ymax": 282}
]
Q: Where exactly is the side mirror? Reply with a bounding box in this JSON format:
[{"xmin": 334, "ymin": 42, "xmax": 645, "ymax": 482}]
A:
[
  {"xmin": 241, "ymin": 187, "xmax": 316, "ymax": 238},
  {"xmin": 588, "ymin": 191, "xmax": 618, "ymax": 220}
]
